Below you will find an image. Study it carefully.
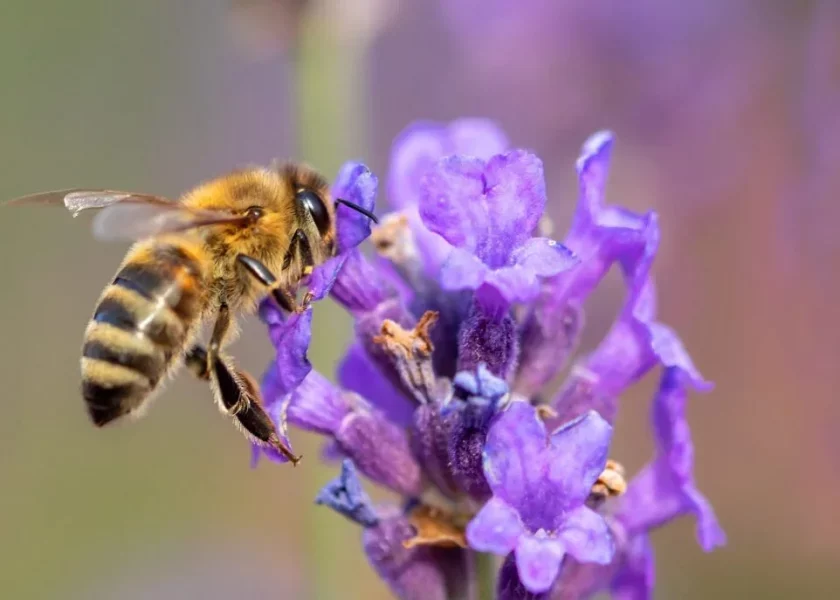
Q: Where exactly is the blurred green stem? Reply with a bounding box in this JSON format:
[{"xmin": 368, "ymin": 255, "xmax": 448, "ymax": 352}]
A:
[
  {"xmin": 295, "ymin": 20, "xmax": 368, "ymax": 170},
  {"xmin": 475, "ymin": 551, "xmax": 496, "ymax": 600},
  {"xmin": 294, "ymin": 12, "xmax": 369, "ymax": 600}
]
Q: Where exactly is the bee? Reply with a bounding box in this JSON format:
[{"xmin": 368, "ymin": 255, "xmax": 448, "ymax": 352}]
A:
[{"xmin": 8, "ymin": 163, "xmax": 377, "ymax": 463}]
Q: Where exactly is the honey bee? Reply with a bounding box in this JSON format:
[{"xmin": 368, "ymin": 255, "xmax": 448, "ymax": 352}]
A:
[{"xmin": 8, "ymin": 163, "xmax": 377, "ymax": 463}]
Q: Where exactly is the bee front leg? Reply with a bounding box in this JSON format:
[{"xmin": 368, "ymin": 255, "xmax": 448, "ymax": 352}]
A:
[
  {"xmin": 237, "ymin": 253, "xmax": 303, "ymax": 313},
  {"xmin": 184, "ymin": 345, "xmax": 301, "ymax": 465},
  {"xmin": 282, "ymin": 228, "xmax": 315, "ymax": 277}
]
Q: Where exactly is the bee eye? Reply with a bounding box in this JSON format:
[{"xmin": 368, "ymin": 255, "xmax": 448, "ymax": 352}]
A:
[
  {"xmin": 245, "ymin": 206, "xmax": 264, "ymax": 220},
  {"xmin": 296, "ymin": 189, "xmax": 329, "ymax": 235}
]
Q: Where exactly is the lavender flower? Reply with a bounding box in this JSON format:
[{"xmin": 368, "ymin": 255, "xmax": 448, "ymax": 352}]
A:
[
  {"xmin": 467, "ymin": 404, "xmax": 615, "ymax": 593},
  {"xmin": 256, "ymin": 119, "xmax": 723, "ymax": 598}
]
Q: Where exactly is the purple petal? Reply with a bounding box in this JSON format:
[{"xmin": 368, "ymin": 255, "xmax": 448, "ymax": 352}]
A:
[
  {"xmin": 510, "ymin": 238, "xmax": 578, "ymax": 277},
  {"xmin": 549, "ymin": 369, "xmax": 618, "ymax": 430},
  {"xmin": 418, "ymin": 154, "xmax": 487, "ymax": 252},
  {"xmin": 442, "ymin": 238, "xmax": 578, "ymax": 309},
  {"xmin": 287, "ymin": 371, "xmax": 422, "ymax": 496},
  {"xmin": 649, "ymin": 322, "xmax": 714, "ymax": 392},
  {"xmin": 255, "ymin": 304, "xmax": 302, "ymax": 466},
  {"xmin": 618, "ymin": 368, "xmax": 726, "ymax": 551},
  {"xmin": 481, "ymin": 151, "xmax": 547, "ymax": 267},
  {"xmin": 580, "ymin": 315, "xmax": 655, "ymax": 399},
  {"xmin": 496, "ymin": 554, "xmax": 553, "ymax": 600},
  {"xmin": 549, "ymin": 560, "xmax": 607, "ymax": 600},
  {"xmin": 573, "ymin": 130, "xmax": 615, "ymax": 233},
  {"xmin": 403, "ymin": 206, "xmax": 455, "ymax": 280},
  {"xmin": 551, "ymin": 522, "xmax": 654, "ymax": 600},
  {"xmin": 573, "ymin": 216, "xmax": 663, "ymax": 398},
  {"xmin": 307, "ymin": 254, "xmax": 348, "ymax": 301},
  {"xmin": 546, "ymin": 412, "xmax": 614, "ymax": 511},
  {"xmin": 514, "ymin": 300, "xmax": 584, "ymax": 399},
  {"xmin": 260, "ymin": 303, "xmax": 314, "ymax": 406},
  {"xmin": 363, "ymin": 515, "xmax": 450, "ymax": 600},
  {"xmin": 315, "ymin": 459, "xmax": 378, "ymax": 527},
  {"xmin": 438, "ymin": 247, "xmax": 489, "ymax": 292},
  {"xmin": 561, "ymin": 131, "xmax": 654, "ymax": 304},
  {"xmin": 388, "ymin": 119, "xmax": 509, "ymax": 211},
  {"xmin": 585, "ymin": 250, "xmax": 711, "ymax": 399},
  {"xmin": 332, "ymin": 162, "xmax": 378, "ymax": 253},
  {"xmin": 558, "ymin": 506, "xmax": 614, "ymax": 565},
  {"xmin": 482, "ymin": 402, "xmax": 550, "ymax": 513},
  {"xmin": 285, "ymin": 370, "xmax": 349, "ymax": 434},
  {"xmin": 338, "ymin": 343, "xmax": 415, "ymax": 428},
  {"xmin": 419, "ymin": 150, "xmax": 546, "ymax": 269},
  {"xmin": 335, "ymin": 409, "xmax": 423, "ymax": 497},
  {"xmin": 465, "ymin": 496, "xmax": 524, "ymax": 555},
  {"xmin": 552, "ymin": 213, "xmax": 711, "ymax": 426},
  {"xmin": 611, "ymin": 535, "xmax": 655, "ymax": 600},
  {"xmin": 330, "ymin": 248, "xmax": 397, "ymax": 313},
  {"xmin": 515, "ymin": 534, "xmax": 566, "ymax": 593},
  {"xmin": 483, "ymin": 404, "xmax": 612, "ymax": 530},
  {"xmin": 540, "ymin": 131, "xmax": 652, "ymax": 316},
  {"xmin": 513, "ymin": 134, "xmax": 655, "ymax": 398},
  {"xmin": 554, "ymin": 220, "xmax": 651, "ymax": 307}
]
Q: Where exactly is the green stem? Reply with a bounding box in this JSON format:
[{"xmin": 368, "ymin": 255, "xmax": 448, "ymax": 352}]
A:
[
  {"xmin": 294, "ymin": 14, "xmax": 370, "ymax": 600},
  {"xmin": 474, "ymin": 551, "xmax": 497, "ymax": 600}
]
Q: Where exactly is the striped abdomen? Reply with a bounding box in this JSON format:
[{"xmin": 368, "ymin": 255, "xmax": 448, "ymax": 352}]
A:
[{"xmin": 81, "ymin": 242, "xmax": 207, "ymax": 426}]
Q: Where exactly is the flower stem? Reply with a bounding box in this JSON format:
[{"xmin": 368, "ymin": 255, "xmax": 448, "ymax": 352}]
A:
[
  {"xmin": 474, "ymin": 551, "xmax": 496, "ymax": 600},
  {"xmin": 294, "ymin": 12, "xmax": 370, "ymax": 599}
]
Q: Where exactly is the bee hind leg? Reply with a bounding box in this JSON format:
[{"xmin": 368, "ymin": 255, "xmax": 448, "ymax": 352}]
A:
[{"xmin": 184, "ymin": 344, "xmax": 301, "ymax": 465}]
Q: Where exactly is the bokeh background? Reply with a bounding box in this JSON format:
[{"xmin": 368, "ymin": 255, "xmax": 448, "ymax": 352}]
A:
[{"xmin": 1, "ymin": 1, "xmax": 838, "ymax": 598}]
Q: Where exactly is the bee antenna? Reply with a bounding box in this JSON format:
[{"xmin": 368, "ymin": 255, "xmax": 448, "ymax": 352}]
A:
[{"xmin": 335, "ymin": 198, "xmax": 378, "ymax": 224}]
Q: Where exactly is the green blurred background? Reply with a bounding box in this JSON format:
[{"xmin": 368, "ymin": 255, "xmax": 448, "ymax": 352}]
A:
[{"xmin": 1, "ymin": 1, "xmax": 838, "ymax": 598}]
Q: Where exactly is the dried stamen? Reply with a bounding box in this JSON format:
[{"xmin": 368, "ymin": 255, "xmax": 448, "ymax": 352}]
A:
[
  {"xmin": 403, "ymin": 504, "xmax": 468, "ymax": 549},
  {"xmin": 587, "ymin": 459, "xmax": 627, "ymax": 509},
  {"xmin": 374, "ymin": 311, "xmax": 443, "ymax": 403},
  {"xmin": 370, "ymin": 212, "xmax": 429, "ymax": 290},
  {"xmin": 371, "ymin": 213, "xmax": 413, "ymax": 264},
  {"xmin": 535, "ymin": 404, "xmax": 558, "ymax": 422}
]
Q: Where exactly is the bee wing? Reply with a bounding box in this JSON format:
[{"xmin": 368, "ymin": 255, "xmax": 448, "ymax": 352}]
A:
[
  {"xmin": 91, "ymin": 202, "xmax": 251, "ymax": 241},
  {"xmin": 7, "ymin": 189, "xmax": 249, "ymax": 241},
  {"xmin": 5, "ymin": 189, "xmax": 174, "ymax": 215}
]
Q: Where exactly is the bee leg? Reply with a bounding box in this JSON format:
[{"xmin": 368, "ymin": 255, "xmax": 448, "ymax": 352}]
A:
[
  {"xmin": 281, "ymin": 229, "xmax": 315, "ymax": 277},
  {"xmin": 281, "ymin": 229, "xmax": 304, "ymax": 270},
  {"xmin": 184, "ymin": 345, "xmax": 210, "ymax": 380},
  {"xmin": 184, "ymin": 344, "xmax": 302, "ymax": 465},
  {"xmin": 207, "ymin": 305, "xmax": 248, "ymax": 415},
  {"xmin": 185, "ymin": 344, "xmax": 244, "ymax": 415},
  {"xmin": 280, "ymin": 232, "xmax": 314, "ymax": 311},
  {"xmin": 237, "ymin": 253, "xmax": 299, "ymax": 313}
]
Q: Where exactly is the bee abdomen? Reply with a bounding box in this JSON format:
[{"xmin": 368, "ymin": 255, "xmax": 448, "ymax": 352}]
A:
[
  {"xmin": 82, "ymin": 243, "xmax": 205, "ymax": 425},
  {"xmin": 82, "ymin": 325, "xmax": 166, "ymax": 385},
  {"xmin": 112, "ymin": 245, "xmax": 205, "ymax": 320},
  {"xmin": 82, "ymin": 358, "xmax": 153, "ymax": 426}
]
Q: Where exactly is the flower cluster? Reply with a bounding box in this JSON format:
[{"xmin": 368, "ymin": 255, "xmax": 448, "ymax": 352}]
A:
[{"xmin": 253, "ymin": 120, "xmax": 725, "ymax": 599}]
